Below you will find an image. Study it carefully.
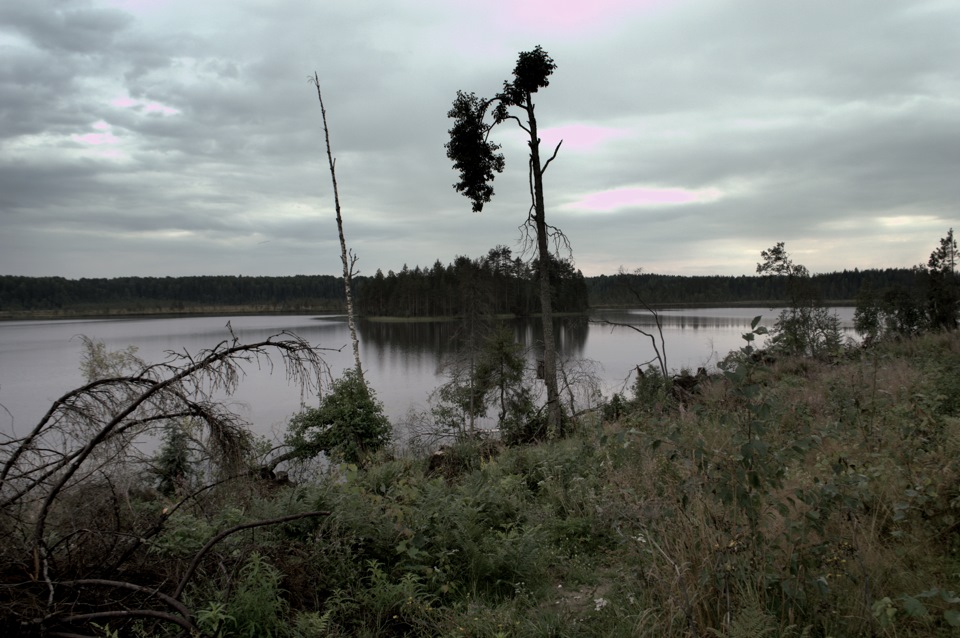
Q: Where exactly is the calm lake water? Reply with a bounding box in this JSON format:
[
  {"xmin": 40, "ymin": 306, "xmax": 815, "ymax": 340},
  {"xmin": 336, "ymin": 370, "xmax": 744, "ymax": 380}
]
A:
[{"xmin": 0, "ymin": 308, "xmax": 855, "ymax": 440}]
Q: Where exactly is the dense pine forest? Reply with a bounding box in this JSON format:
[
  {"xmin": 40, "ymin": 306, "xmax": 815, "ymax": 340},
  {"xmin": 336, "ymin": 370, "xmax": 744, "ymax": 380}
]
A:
[
  {"xmin": 355, "ymin": 247, "xmax": 589, "ymax": 317},
  {"xmin": 0, "ymin": 249, "xmax": 922, "ymax": 317},
  {"xmin": 0, "ymin": 274, "xmax": 347, "ymax": 314}
]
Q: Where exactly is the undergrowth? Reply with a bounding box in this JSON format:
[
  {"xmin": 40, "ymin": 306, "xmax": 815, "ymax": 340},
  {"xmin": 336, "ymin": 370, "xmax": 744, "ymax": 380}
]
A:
[{"xmin": 13, "ymin": 331, "xmax": 960, "ymax": 637}]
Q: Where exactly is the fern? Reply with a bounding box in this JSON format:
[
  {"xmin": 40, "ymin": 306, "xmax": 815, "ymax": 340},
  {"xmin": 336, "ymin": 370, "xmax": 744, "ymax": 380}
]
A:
[
  {"xmin": 707, "ymin": 602, "xmax": 813, "ymax": 638},
  {"xmin": 707, "ymin": 601, "xmax": 777, "ymax": 638}
]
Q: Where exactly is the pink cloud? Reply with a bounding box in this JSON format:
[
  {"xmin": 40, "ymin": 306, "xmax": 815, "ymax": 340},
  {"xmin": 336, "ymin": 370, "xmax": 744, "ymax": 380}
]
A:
[
  {"xmin": 104, "ymin": 0, "xmax": 167, "ymax": 11},
  {"xmin": 73, "ymin": 122, "xmax": 119, "ymax": 146},
  {"xmin": 495, "ymin": 0, "xmax": 665, "ymax": 35},
  {"xmin": 111, "ymin": 97, "xmax": 139, "ymax": 108},
  {"xmin": 73, "ymin": 132, "xmax": 118, "ymax": 145},
  {"xmin": 539, "ymin": 124, "xmax": 624, "ymax": 151},
  {"xmin": 111, "ymin": 95, "xmax": 179, "ymax": 116},
  {"xmin": 566, "ymin": 186, "xmax": 722, "ymax": 212}
]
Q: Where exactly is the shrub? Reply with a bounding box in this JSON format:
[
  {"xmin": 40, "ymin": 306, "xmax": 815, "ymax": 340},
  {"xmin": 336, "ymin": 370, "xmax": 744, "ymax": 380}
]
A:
[{"xmin": 287, "ymin": 368, "xmax": 391, "ymax": 465}]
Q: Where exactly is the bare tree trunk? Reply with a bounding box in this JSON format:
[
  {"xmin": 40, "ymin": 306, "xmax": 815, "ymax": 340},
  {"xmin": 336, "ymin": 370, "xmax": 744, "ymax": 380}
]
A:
[
  {"xmin": 525, "ymin": 98, "xmax": 562, "ymax": 437},
  {"xmin": 312, "ymin": 72, "xmax": 363, "ymax": 378}
]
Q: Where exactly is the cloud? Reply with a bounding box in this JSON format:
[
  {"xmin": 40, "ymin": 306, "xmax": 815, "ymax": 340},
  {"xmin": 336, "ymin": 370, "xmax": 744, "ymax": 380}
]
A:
[
  {"xmin": 0, "ymin": 0, "xmax": 958, "ymax": 279},
  {"xmin": 490, "ymin": 0, "xmax": 667, "ymax": 36},
  {"xmin": 0, "ymin": 0, "xmax": 132, "ymax": 53},
  {"xmin": 564, "ymin": 186, "xmax": 724, "ymax": 212},
  {"xmin": 538, "ymin": 124, "xmax": 625, "ymax": 152}
]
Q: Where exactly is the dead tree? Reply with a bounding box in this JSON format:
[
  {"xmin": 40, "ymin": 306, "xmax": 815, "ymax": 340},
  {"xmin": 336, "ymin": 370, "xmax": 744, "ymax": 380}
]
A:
[
  {"xmin": 593, "ymin": 269, "xmax": 670, "ymax": 384},
  {"xmin": 0, "ymin": 332, "xmax": 333, "ymax": 636},
  {"xmin": 311, "ymin": 72, "xmax": 363, "ymax": 377}
]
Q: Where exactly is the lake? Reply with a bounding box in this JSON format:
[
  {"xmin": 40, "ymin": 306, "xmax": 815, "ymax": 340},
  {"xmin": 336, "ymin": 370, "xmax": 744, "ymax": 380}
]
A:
[{"xmin": 0, "ymin": 308, "xmax": 856, "ymax": 441}]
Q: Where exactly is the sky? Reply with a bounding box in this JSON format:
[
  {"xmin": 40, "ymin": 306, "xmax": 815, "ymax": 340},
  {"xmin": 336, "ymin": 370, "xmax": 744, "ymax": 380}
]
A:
[{"xmin": 1, "ymin": 0, "xmax": 958, "ymax": 280}]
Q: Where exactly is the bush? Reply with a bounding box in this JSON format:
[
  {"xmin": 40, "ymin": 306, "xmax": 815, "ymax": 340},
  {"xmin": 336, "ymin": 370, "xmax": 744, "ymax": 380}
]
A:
[{"xmin": 287, "ymin": 368, "xmax": 391, "ymax": 465}]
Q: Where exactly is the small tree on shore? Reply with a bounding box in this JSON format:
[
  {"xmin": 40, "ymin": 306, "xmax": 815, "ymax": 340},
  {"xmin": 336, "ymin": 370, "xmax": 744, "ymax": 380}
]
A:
[
  {"xmin": 757, "ymin": 242, "xmax": 841, "ymax": 357},
  {"xmin": 855, "ymin": 229, "xmax": 959, "ymax": 342},
  {"xmin": 286, "ymin": 368, "xmax": 391, "ymax": 465}
]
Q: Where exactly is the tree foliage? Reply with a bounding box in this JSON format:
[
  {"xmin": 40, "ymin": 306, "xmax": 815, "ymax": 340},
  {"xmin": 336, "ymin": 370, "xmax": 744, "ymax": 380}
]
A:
[
  {"xmin": 432, "ymin": 323, "xmax": 528, "ymax": 438},
  {"xmin": 756, "ymin": 243, "xmax": 842, "ymax": 357},
  {"xmin": 446, "ymin": 92, "xmax": 505, "ymax": 212},
  {"xmin": 926, "ymin": 228, "xmax": 959, "ymax": 331},
  {"xmin": 287, "ymin": 368, "xmax": 391, "ymax": 465},
  {"xmin": 586, "ymin": 268, "xmax": 919, "ymax": 306},
  {"xmin": 855, "ymin": 230, "xmax": 959, "ymax": 342},
  {"xmin": 356, "ymin": 246, "xmax": 588, "ymax": 318}
]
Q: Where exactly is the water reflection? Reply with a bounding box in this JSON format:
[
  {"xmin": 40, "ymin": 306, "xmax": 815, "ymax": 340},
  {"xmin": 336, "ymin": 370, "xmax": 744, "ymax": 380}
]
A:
[
  {"xmin": 0, "ymin": 307, "xmax": 856, "ymax": 439},
  {"xmin": 596, "ymin": 307, "xmax": 856, "ymax": 332},
  {"xmin": 356, "ymin": 316, "xmax": 590, "ymax": 369}
]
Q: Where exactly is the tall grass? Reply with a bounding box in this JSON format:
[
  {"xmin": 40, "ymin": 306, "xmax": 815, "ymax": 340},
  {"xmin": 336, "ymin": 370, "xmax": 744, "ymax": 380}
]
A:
[{"xmin": 9, "ymin": 331, "xmax": 960, "ymax": 636}]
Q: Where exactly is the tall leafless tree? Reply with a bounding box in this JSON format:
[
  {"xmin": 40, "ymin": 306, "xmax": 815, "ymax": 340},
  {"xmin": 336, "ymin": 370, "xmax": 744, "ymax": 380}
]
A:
[{"xmin": 312, "ymin": 72, "xmax": 363, "ymax": 377}]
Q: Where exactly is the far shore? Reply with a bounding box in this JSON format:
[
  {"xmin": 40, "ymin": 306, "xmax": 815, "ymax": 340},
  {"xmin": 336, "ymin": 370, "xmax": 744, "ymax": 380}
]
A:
[{"xmin": 0, "ymin": 300, "xmax": 857, "ymax": 322}]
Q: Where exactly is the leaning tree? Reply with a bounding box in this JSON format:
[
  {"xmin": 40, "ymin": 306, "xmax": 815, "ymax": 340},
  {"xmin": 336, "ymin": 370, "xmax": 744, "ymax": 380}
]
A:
[{"xmin": 445, "ymin": 45, "xmax": 566, "ymax": 436}]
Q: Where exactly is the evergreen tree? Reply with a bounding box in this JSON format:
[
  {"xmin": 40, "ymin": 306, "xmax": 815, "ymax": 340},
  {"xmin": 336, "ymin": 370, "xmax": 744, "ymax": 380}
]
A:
[
  {"xmin": 446, "ymin": 46, "xmax": 566, "ymax": 437},
  {"xmin": 926, "ymin": 228, "xmax": 959, "ymax": 330},
  {"xmin": 286, "ymin": 369, "xmax": 391, "ymax": 465}
]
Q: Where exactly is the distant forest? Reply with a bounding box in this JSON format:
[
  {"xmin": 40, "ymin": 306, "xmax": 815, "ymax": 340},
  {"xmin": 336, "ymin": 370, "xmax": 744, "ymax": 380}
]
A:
[
  {"xmin": 588, "ymin": 268, "xmax": 920, "ymax": 306},
  {"xmin": 0, "ymin": 248, "xmax": 921, "ymax": 317}
]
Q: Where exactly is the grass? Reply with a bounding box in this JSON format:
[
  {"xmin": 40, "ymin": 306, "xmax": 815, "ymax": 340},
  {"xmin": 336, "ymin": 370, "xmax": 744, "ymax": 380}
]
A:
[
  {"xmin": 7, "ymin": 331, "xmax": 960, "ymax": 637},
  {"xmin": 294, "ymin": 331, "xmax": 960, "ymax": 636}
]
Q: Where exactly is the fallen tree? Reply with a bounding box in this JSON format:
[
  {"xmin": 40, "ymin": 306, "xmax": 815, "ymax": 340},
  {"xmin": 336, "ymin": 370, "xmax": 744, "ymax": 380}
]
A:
[{"xmin": 0, "ymin": 331, "xmax": 333, "ymax": 636}]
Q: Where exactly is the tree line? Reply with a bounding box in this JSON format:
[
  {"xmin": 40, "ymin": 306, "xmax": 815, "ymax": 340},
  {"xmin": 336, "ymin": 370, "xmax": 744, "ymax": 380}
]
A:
[
  {"xmin": 0, "ymin": 274, "xmax": 346, "ymax": 313},
  {"xmin": 354, "ymin": 246, "xmax": 588, "ymax": 317},
  {"xmin": 585, "ymin": 267, "xmax": 920, "ymax": 306},
  {"xmin": 0, "ymin": 265, "xmax": 927, "ymax": 315}
]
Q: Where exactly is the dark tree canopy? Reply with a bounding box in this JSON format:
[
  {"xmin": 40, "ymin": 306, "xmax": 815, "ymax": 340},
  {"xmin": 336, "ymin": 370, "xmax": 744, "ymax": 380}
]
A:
[
  {"xmin": 505, "ymin": 45, "xmax": 556, "ymax": 100},
  {"xmin": 928, "ymin": 228, "xmax": 957, "ymax": 274},
  {"xmin": 756, "ymin": 241, "xmax": 808, "ymax": 279},
  {"xmin": 445, "ymin": 46, "xmax": 557, "ymax": 213},
  {"xmin": 445, "ymin": 91, "xmax": 505, "ymax": 212}
]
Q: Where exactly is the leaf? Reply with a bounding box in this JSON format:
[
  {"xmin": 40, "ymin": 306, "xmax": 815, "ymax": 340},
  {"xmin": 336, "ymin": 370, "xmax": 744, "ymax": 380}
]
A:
[
  {"xmin": 751, "ymin": 315, "xmax": 763, "ymax": 330},
  {"xmin": 901, "ymin": 595, "xmax": 928, "ymax": 618},
  {"xmin": 944, "ymin": 609, "xmax": 960, "ymax": 627}
]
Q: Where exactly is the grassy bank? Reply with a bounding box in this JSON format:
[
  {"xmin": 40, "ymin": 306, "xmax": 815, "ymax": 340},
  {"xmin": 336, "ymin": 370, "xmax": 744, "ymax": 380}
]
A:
[
  {"xmin": 242, "ymin": 331, "xmax": 960, "ymax": 637},
  {"xmin": 4, "ymin": 332, "xmax": 960, "ymax": 636}
]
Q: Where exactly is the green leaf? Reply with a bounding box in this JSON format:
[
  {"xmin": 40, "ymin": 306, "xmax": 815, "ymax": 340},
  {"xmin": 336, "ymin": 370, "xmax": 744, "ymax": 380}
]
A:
[
  {"xmin": 751, "ymin": 315, "xmax": 763, "ymax": 330},
  {"xmin": 944, "ymin": 609, "xmax": 960, "ymax": 627},
  {"xmin": 901, "ymin": 595, "xmax": 928, "ymax": 618}
]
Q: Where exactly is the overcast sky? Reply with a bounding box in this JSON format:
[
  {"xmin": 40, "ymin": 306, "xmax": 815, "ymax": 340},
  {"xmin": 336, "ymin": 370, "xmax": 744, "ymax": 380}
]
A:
[{"xmin": 1, "ymin": 0, "xmax": 958, "ymax": 280}]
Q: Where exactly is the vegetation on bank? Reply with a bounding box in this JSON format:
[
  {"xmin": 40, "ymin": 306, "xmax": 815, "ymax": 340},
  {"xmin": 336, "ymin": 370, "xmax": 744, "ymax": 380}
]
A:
[{"xmin": 4, "ymin": 324, "xmax": 960, "ymax": 636}]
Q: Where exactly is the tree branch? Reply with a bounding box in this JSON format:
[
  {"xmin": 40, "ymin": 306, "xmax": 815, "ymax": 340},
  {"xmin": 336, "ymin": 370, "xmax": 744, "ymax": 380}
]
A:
[
  {"xmin": 57, "ymin": 579, "xmax": 194, "ymax": 626},
  {"xmin": 173, "ymin": 510, "xmax": 330, "ymax": 599},
  {"xmin": 541, "ymin": 139, "xmax": 562, "ymax": 173}
]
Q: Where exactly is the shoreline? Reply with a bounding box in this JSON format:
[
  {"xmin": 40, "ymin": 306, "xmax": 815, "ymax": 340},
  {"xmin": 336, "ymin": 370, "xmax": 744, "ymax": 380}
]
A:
[{"xmin": 0, "ymin": 301, "xmax": 858, "ymax": 322}]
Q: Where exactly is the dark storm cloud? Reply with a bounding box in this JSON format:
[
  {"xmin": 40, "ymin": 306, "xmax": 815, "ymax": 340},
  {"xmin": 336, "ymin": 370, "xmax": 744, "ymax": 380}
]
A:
[{"xmin": 0, "ymin": 0, "xmax": 131, "ymax": 53}]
